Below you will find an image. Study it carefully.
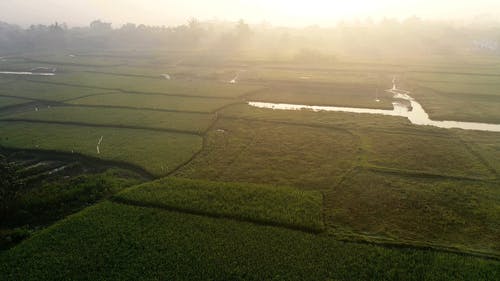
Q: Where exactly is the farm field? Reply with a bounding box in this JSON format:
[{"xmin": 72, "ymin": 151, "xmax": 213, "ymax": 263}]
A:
[
  {"xmin": 0, "ymin": 121, "xmax": 202, "ymax": 176},
  {"xmin": 32, "ymin": 72, "xmax": 263, "ymax": 98},
  {"xmin": 67, "ymin": 92, "xmax": 237, "ymax": 113},
  {"xmin": 405, "ymin": 69, "xmax": 500, "ymax": 123},
  {"xmin": 0, "ymin": 79, "xmax": 109, "ymax": 102},
  {"xmin": 115, "ymin": 177, "xmax": 324, "ymax": 231},
  {"xmin": 1, "ymin": 201, "xmax": 498, "ymax": 281},
  {"xmin": 176, "ymin": 118, "xmax": 359, "ymax": 189},
  {"xmin": 1, "ymin": 106, "xmax": 214, "ymax": 133},
  {"xmin": 1, "ymin": 52, "xmax": 499, "ymax": 279},
  {"xmin": 0, "ymin": 96, "xmax": 30, "ymax": 109},
  {"xmin": 324, "ymin": 169, "xmax": 500, "ymax": 256}
]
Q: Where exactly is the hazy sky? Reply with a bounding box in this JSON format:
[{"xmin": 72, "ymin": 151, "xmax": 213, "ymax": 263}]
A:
[{"xmin": 1, "ymin": 0, "xmax": 500, "ymax": 27}]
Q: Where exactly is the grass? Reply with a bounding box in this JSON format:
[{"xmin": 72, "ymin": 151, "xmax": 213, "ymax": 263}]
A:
[
  {"xmin": 33, "ymin": 72, "xmax": 262, "ymax": 98},
  {"xmin": 0, "ymin": 80, "xmax": 106, "ymax": 101},
  {"xmin": 410, "ymin": 87, "xmax": 500, "ymax": 124},
  {"xmin": 456, "ymin": 130, "xmax": 500, "ymax": 174},
  {"xmin": 323, "ymin": 169, "xmax": 500, "ymax": 258},
  {"xmin": 406, "ymin": 70, "xmax": 500, "ymax": 123},
  {"xmin": 0, "ymin": 201, "xmax": 498, "ymax": 281},
  {"xmin": 246, "ymin": 81, "xmax": 394, "ymax": 110},
  {"xmin": 67, "ymin": 92, "xmax": 236, "ymax": 113},
  {"xmin": 1, "ymin": 168, "xmax": 143, "ymax": 249},
  {"xmin": 247, "ymin": 80, "xmax": 393, "ymax": 109},
  {"xmin": 220, "ymin": 103, "xmax": 412, "ymax": 128},
  {"xmin": 175, "ymin": 118, "xmax": 358, "ymax": 189},
  {"xmin": 115, "ymin": 177, "xmax": 324, "ymax": 232},
  {"xmin": 361, "ymin": 131, "xmax": 494, "ymax": 179},
  {"xmin": 0, "ymin": 121, "xmax": 202, "ymax": 176},
  {"xmin": 1, "ymin": 53, "xmax": 500, "ymax": 276},
  {"xmin": 1, "ymin": 106, "xmax": 214, "ymax": 134},
  {"xmin": 0, "ymin": 96, "xmax": 30, "ymax": 109},
  {"xmin": 175, "ymin": 105, "xmax": 499, "ymax": 258}
]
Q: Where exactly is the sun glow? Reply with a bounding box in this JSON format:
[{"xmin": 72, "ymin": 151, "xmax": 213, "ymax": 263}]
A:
[
  {"xmin": 2, "ymin": 0, "xmax": 500, "ymax": 27},
  {"xmin": 265, "ymin": 0, "xmax": 377, "ymax": 20}
]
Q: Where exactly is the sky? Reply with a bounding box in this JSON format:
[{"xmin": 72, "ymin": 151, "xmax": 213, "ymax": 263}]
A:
[{"xmin": 1, "ymin": 0, "xmax": 500, "ymax": 27}]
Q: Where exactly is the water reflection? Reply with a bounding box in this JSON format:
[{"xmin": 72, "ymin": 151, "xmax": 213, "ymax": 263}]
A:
[{"xmin": 0, "ymin": 71, "xmax": 55, "ymax": 76}]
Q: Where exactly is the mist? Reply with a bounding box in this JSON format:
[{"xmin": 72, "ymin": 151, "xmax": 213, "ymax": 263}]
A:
[{"xmin": 2, "ymin": 0, "xmax": 500, "ymax": 28}]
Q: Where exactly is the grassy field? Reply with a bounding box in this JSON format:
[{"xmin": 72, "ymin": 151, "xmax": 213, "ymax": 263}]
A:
[
  {"xmin": 0, "ymin": 79, "xmax": 108, "ymax": 101},
  {"xmin": 1, "ymin": 53, "xmax": 500, "ymax": 277},
  {"xmin": 0, "ymin": 96, "xmax": 30, "ymax": 109},
  {"xmin": 67, "ymin": 92, "xmax": 237, "ymax": 113},
  {"xmin": 220, "ymin": 103, "xmax": 413, "ymax": 129},
  {"xmin": 323, "ymin": 169, "xmax": 500, "ymax": 257},
  {"xmin": 361, "ymin": 130, "xmax": 494, "ymax": 179},
  {"xmin": 405, "ymin": 67, "xmax": 500, "ymax": 123},
  {"xmin": 175, "ymin": 118, "xmax": 359, "ymax": 189},
  {"xmin": 115, "ymin": 177, "xmax": 324, "ymax": 231},
  {"xmin": 1, "ymin": 201, "xmax": 498, "ymax": 281},
  {"xmin": 246, "ymin": 81, "xmax": 395, "ymax": 109},
  {"xmin": 172, "ymin": 104, "xmax": 499, "ymax": 257},
  {"xmin": 410, "ymin": 87, "xmax": 500, "ymax": 124},
  {"xmin": 1, "ymin": 106, "xmax": 214, "ymax": 133},
  {"xmin": 32, "ymin": 72, "xmax": 262, "ymax": 98},
  {"xmin": 0, "ymin": 121, "xmax": 202, "ymax": 176},
  {"xmin": 456, "ymin": 130, "xmax": 500, "ymax": 174},
  {"xmin": 1, "ymin": 166, "xmax": 144, "ymax": 249}
]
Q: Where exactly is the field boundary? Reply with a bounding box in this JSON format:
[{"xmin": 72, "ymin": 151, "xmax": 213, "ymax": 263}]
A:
[
  {"xmin": 0, "ymin": 119, "xmax": 203, "ymax": 136},
  {"xmin": 110, "ymin": 196, "xmax": 324, "ymax": 234}
]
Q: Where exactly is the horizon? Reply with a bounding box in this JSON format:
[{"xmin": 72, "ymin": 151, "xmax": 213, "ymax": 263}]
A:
[{"xmin": 1, "ymin": 0, "xmax": 500, "ymax": 28}]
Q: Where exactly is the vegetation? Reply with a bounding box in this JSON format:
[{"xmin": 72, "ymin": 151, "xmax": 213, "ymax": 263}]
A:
[
  {"xmin": 0, "ymin": 121, "xmax": 202, "ymax": 176},
  {"xmin": 324, "ymin": 169, "xmax": 500, "ymax": 257},
  {"xmin": 361, "ymin": 130, "xmax": 494, "ymax": 179},
  {"xmin": 1, "ymin": 33, "xmax": 500, "ymax": 278},
  {"xmin": 2, "ymin": 106, "xmax": 214, "ymax": 133},
  {"xmin": 1, "ymin": 201, "xmax": 498, "ymax": 281},
  {"xmin": 35, "ymin": 72, "xmax": 262, "ymax": 98},
  {"xmin": 175, "ymin": 118, "xmax": 359, "ymax": 189},
  {"xmin": 246, "ymin": 81, "xmax": 394, "ymax": 110},
  {"xmin": 67, "ymin": 92, "xmax": 236, "ymax": 113},
  {"xmin": 0, "ymin": 96, "xmax": 30, "ymax": 109},
  {"xmin": 0, "ymin": 168, "xmax": 143, "ymax": 249},
  {"xmin": 115, "ymin": 177, "xmax": 324, "ymax": 232},
  {"xmin": 0, "ymin": 80, "xmax": 106, "ymax": 101}
]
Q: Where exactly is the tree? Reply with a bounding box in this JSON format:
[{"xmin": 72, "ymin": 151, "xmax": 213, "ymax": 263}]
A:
[
  {"xmin": 90, "ymin": 20, "xmax": 112, "ymax": 32},
  {"xmin": 236, "ymin": 19, "xmax": 252, "ymax": 38}
]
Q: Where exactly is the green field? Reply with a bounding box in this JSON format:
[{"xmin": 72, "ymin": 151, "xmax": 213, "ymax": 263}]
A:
[
  {"xmin": 1, "ymin": 201, "xmax": 498, "ymax": 281},
  {"xmin": 405, "ymin": 68, "xmax": 500, "ymax": 123},
  {"xmin": 1, "ymin": 106, "xmax": 214, "ymax": 133},
  {"xmin": 361, "ymin": 131, "xmax": 494, "ymax": 179},
  {"xmin": 0, "ymin": 96, "xmax": 30, "ymax": 109},
  {"xmin": 247, "ymin": 81, "xmax": 395, "ymax": 109},
  {"xmin": 33, "ymin": 72, "xmax": 262, "ymax": 98},
  {"xmin": 67, "ymin": 92, "xmax": 236, "ymax": 113},
  {"xmin": 0, "ymin": 80, "xmax": 108, "ymax": 101},
  {"xmin": 0, "ymin": 121, "xmax": 202, "ymax": 176},
  {"xmin": 1, "ymin": 52, "xmax": 500, "ymax": 279},
  {"xmin": 176, "ymin": 118, "xmax": 359, "ymax": 189},
  {"xmin": 324, "ymin": 169, "xmax": 500, "ymax": 257},
  {"xmin": 115, "ymin": 177, "xmax": 324, "ymax": 231}
]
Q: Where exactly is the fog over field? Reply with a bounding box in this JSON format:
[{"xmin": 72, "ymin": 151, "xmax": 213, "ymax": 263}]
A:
[
  {"xmin": 2, "ymin": 0, "xmax": 500, "ymax": 27},
  {"xmin": 1, "ymin": 1, "xmax": 500, "ymax": 281}
]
